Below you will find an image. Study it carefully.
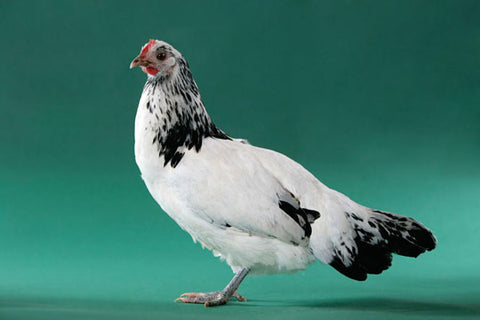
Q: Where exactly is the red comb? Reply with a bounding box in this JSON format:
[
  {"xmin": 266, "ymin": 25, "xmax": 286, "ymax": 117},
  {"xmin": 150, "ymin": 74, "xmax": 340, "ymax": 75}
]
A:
[{"xmin": 140, "ymin": 39, "xmax": 156, "ymax": 56}]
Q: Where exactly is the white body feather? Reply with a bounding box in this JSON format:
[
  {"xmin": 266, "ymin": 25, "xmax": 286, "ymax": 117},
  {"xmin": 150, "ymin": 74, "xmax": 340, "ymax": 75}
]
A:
[{"xmin": 135, "ymin": 85, "xmax": 366, "ymax": 274}]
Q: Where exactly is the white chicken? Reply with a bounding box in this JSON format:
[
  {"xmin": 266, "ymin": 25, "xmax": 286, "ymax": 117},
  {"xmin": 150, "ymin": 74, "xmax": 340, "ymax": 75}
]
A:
[{"xmin": 129, "ymin": 39, "xmax": 436, "ymax": 307}]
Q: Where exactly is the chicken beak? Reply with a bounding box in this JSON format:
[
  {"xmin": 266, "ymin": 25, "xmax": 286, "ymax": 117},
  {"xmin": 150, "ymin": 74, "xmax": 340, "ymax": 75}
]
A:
[{"xmin": 130, "ymin": 55, "xmax": 150, "ymax": 69}]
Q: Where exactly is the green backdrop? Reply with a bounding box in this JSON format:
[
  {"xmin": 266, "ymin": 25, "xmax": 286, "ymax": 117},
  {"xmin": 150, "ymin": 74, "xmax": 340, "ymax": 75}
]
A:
[{"xmin": 1, "ymin": 1, "xmax": 479, "ymax": 319}]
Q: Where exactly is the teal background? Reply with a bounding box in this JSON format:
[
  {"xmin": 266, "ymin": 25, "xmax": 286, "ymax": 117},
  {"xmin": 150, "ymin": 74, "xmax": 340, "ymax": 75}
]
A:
[{"xmin": 1, "ymin": 1, "xmax": 479, "ymax": 319}]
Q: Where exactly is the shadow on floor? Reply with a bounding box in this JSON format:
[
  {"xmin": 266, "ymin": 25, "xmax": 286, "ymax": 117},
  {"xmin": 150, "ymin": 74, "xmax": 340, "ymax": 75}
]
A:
[{"xmin": 271, "ymin": 297, "xmax": 480, "ymax": 317}]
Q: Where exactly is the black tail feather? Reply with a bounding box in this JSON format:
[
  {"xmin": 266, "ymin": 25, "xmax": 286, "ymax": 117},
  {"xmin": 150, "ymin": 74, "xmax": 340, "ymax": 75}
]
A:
[
  {"xmin": 330, "ymin": 242, "xmax": 393, "ymax": 281},
  {"xmin": 329, "ymin": 209, "xmax": 436, "ymax": 281},
  {"xmin": 371, "ymin": 209, "xmax": 437, "ymax": 257}
]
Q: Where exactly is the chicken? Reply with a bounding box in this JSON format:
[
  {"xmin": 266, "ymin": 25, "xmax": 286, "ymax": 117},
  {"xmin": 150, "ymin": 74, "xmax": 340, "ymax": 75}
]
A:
[{"xmin": 129, "ymin": 39, "xmax": 436, "ymax": 307}]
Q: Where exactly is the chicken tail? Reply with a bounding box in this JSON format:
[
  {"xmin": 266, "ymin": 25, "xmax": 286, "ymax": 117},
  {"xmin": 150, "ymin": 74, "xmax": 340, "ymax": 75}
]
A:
[{"xmin": 312, "ymin": 201, "xmax": 437, "ymax": 281}]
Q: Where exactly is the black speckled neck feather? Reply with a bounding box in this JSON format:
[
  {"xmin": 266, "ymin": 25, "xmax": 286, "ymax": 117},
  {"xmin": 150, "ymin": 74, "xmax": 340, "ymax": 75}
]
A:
[{"xmin": 143, "ymin": 57, "xmax": 230, "ymax": 168}]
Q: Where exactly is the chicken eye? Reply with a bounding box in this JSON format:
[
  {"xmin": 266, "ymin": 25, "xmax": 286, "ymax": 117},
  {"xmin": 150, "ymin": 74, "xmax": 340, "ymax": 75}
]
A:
[{"xmin": 157, "ymin": 52, "xmax": 167, "ymax": 61}]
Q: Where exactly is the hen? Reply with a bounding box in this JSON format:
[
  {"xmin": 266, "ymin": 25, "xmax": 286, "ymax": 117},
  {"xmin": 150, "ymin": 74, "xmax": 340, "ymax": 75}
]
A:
[{"xmin": 129, "ymin": 39, "xmax": 436, "ymax": 307}]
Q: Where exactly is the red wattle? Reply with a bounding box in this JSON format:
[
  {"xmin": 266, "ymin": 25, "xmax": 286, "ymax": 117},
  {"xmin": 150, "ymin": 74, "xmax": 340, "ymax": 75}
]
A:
[{"xmin": 146, "ymin": 67, "xmax": 159, "ymax": 75}]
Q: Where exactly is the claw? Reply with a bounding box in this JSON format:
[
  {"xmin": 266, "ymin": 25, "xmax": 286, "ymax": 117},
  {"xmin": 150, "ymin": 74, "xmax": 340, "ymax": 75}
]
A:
[
  {"xmin": 176, "ymin": 292, "xmax": 196, "ymax": 299},
  {"xmin": 233, "ymin": 291, "xmax": 247, "ymax": 302}
]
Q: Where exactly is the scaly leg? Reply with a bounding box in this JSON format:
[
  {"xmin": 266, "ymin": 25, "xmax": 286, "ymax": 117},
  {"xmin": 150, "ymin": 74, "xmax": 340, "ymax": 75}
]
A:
[{"xmin": 175, "ymin": 268, "xmax": 250, "ymax": 307}]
